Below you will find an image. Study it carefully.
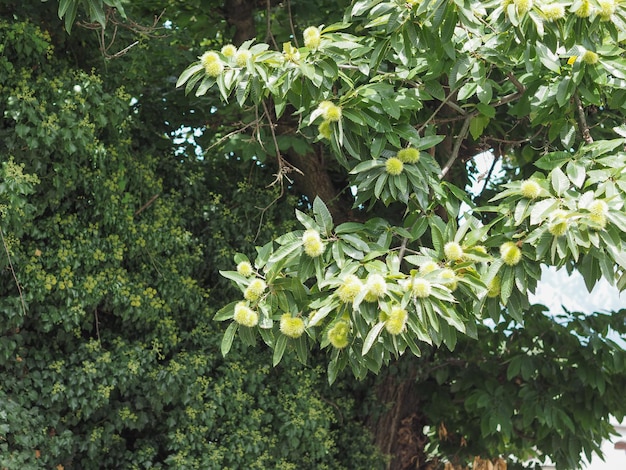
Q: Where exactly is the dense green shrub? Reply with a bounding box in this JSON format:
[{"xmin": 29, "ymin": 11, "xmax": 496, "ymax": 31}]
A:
[{"xmin": 0, "ymin": 20, "xmax": 383, "ymax": 469}]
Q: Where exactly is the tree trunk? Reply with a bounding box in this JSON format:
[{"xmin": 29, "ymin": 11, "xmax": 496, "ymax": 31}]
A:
[
  {"xmin": 224, "ymin": 0, "xmax": 257, "ymax": 46},
  {"xmin": 285, "ymin": 147, "xmax": 353, "ymax": 223},
  {"xmin": 368, "ymin": 370, "xmax": 431, "ymax": 470}
]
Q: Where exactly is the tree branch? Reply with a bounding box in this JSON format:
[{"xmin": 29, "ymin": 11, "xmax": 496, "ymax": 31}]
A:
[
  {"xmin": 441, "ymin": 115, "xmax": 472, "ymax": 179},
  {"xmin": 1, "ymin": 227, "xmax": 27, "ymax": 317},
  {"xmin": 574, "ymin": 92, "xmax": 593, "ymax": 144}
]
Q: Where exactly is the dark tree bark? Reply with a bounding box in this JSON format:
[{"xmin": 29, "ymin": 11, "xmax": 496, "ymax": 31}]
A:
[
  {"xmin": 224, "ymin": 0, "xmax": 257, "ymax": 46},
  {"xmin": 368, "ymin": 370, "xmax": 431, "ymax": 470}
]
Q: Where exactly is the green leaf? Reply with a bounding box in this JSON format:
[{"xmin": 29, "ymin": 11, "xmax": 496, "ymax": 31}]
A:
[
  {"xmin": 469, "ymin": 115, "xmax": 489, "ymax": 140},
  {"xmin": 500, "ymin": 266, "xmax": 514, "ymax": 305},
  {"xmin": 535, "ymin": 151, "xmax": 570, "ymax": 170},
  {"xmin": 362, "ymin": 322, "xmax": 385, "ymax": 355},
  {"xmin": 551, "ymin": 167, "xmax": 570, "ymax": 196},
  {"xmin": 295, "ymin": 209, "xmax": 317, "ymax": 230},
  {"xmin": 273, "ymin": 334, "xmax": 288, "ymax": 366},
  {"xmin": 221, "ymin": 322, "xmax": 238, "ymax": 356},
  {"xmin": 87, "ymin": 0, "xmax": 106, "ymax": 28},
  {"xmin": 530, "ymin": 198, "xmax": 558, "ymax": 225},
  {"xmin": 268, "ymin": 239, "xmax": 303, "ymax": 264},
  {"xmin": 214, "ymin": 301, "xmax": 237, "ymax": 321},
  {"xmin": 535, "ymin": 41, "xmax": 561, "ymax": 73},
  {"xmin": 313, "ymin": 197, "xmax": 334, "ymax": 235},
  {"xmin": 350, "ymin": 159, "xmax": 382, "ymax": 174},
  {"xmin": 176, "ymin": 63, "xmax": 204, "ymax": 88},
  {"xmin": 566, "ymin": 161, "xmax": 586, "ymax": 188}
]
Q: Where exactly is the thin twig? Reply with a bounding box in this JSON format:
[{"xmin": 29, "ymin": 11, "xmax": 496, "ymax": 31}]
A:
[
  {"xmin": 204, "ymin": 120, "xmax": 259, "ymax": 152},
  {"xmin": 478, "ymin": 154, "xmax": 498, "ymax": 197},
  {"xmin": 574, "ymin": 92, "xmax": 593, "ymax": 144},
  {"xmin": 0, "ymin": 227, "xmax": 27, "ymax": 317},
  {"xmin": 78, "ymin": 7, "xmax": 166, "ymax": 59},
  {"xmin": 287, "ymin": 0, "xmax": 299, "ymax": 48},
  {"xmin": 261, "ymin": 100, "xmax": 303, "ymax": 188},
  {"xmin": 416, "ymin": 87, "xmax": 460, "ymax": 135},
  {"xmin": 134, "ymin": 194, "xmax": 160, "ymax": 216},
  {"xmin": 254, "ymin": 186, "xmax": 285, "ymax": 243},
  {"xmin": 265, "ymin": 0, "xmax": 279, "ymax": 50},
  {"xmin": 94, "ymin": 308, "xmax": 101, "ymax": 342},
  {"xmin": 441, "ymin": 115, "xmax": 472, "ymax": 179}
]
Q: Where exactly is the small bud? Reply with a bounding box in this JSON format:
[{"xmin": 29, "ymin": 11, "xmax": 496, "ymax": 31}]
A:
[
  {"xmin": 500, "ymin": 242, "xmax": 522, "ymax": 266},
  {"xmin": 204, "ymin": 59, "xmax": 224, "ymax": 77},
  {"xmin": 598, "ymin": 0, "xmax": 616, "ymax": 20},
  {"xmin": 318, "ymin": 101, "xmax": 342, "ymax": 122},
  {"xmin": 574, "ymin": 0, "xmax": 593, "ymax": 17},
  {"xmin": 364, "ymin": 274, "xmax": 387, "ymax": 302},
  {"xmin": 318, "ymin": 121, "xmax": 332, "ymax": 139},
  {"xmin": 302, "ymin": 229, "xmax": 325, "ymax": 257},
  {"xmin": 444, "ymin": 242, "xmax": 464, "ymax": 261},
  {"xmin": 385, "ymin": 157, "xmax": 404, "ymax": 176},
  {"xmin": 303, "ymin": 26, "xmax": 321, "ymax": 49},
  {"xmin": 440, "ymin": 268, "xmax": 458, "ymax": 291},
  {"xmin": 582, "ymin": 50, "xmax": 599, "ymax": 65},
  {"xmin": 396, "ymin": 148, "xmax": 420, "ymax": 164},
  {"xmin": 235, "ymin": 49, "xmax": 252, "ymax": 67},
  {"xmin": 419, "ymin": 260, "xmax": 439, "ymax": 274},
  {"xmin": 520, "ymin": 179, "xmax": 541, "ymax": 199},
  {"xmin": 221, "ymin": 44, "xmax": 237, "ymax": 57},
  {"xmin": 237, "ymin": 261, "xmax": 254, "ymax": 277},
  {"xmin": 337, "ymin": 275, "xmax": 363, "ymax": 303},
  {"xmin": 411, "ymin": 278, "xmax": 432, "ymax": 298},
  {"xmin": 547, "ymin": 209, "xmax": 568, "ymax": 237},
  {"xmin": 514, "ymin": 0, "xmax": 533, "ymax": 15},
  {"xmin": 541, "ymin": 3, "xmax": 565, "ymax": 21},
  {"xmin": 487, "ymin": 276, "xmax": 501, "ymax": 298},
  {"xmin": 589, "ymin": 213, "xmax": 607, "ymax": 230},
  {"xmin": 280, "ymin": 314, "xmax": 305, "ymax": 338},
  {"xmin": 588, "ymin": 200, "xmax": 608, "ymax": 217},
  {"xmin": 385, "ymin": 306, "xmax": 408, "ymax": 335},
  {"xmin": 244, "ymin": 279, "xmax": 267, "ymax": 301},
  {"xmin": 234, "ymin": 302, "xmax": 259, "ymax": 327},
  {"xmin": 328, "ymin": 321, "xmax": 350, "ymax": 348}
]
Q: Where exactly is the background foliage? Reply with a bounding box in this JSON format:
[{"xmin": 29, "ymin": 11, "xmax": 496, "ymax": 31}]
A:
[
  {"xmin": 2, "ymin": 1, "xmax": 626, "ymax": 469},
  {"xmin": 0, "ymin": 14, "xmax": 382, "ymax": 470}
]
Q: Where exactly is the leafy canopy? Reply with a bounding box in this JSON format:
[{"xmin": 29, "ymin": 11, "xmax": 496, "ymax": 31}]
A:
[{"xmin": 174, "ymin": 0, "xmax": 626, "ymax": 383}]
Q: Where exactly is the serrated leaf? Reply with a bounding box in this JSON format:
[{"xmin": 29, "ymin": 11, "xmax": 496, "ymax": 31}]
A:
[
  {"xmin": 514, "ymin": 199, "xmax": 531, "ymax": 226},
  {"xmin": 309, "ymin": 302, "xmax": 337, "ymax": 327},
  {"xmin": 500, "ymin": 266, "xmax": 514, "ymax": 305},
  {"xmin": 313, "ymin": 197, "xmax": 334, "ymax": 235},
  {"xmin": 530, "ymin": 198, "xmax": 558, "ymax": 225},
  {"xmin": 566, "ymin": 161, "xmax": 586, "ymax": 188},
  {"xmin": 273, "ymin": 334, "xmax": 287, "ymax": 366},
  {"xmin": 268, "ymin": 239, "xmax": 303, "ymax": 264},
  {"xmin": 295, "ymin": 209, "xmax": 317, "ymax": 230},
  {"xmin": 350, "ymin": 159, "xmax": 382, "ymax": 174},
  {"xmin": 221, "ymin": 322, "xmax": 238, "ymax": 356},
  {"xmin": 214, "ymin": 301, "xmax": 237, "ymax": 321},
  {"xmin": 219, "ymin": 270, "xmax": 251, "ymax": 285},
  {"xmin": 551, "ymin": 167, "xmax": 570, "ymax": 196},
  {"xmin": 362, "ymin": 322, "xmax": 386, "ymax": 356}
]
